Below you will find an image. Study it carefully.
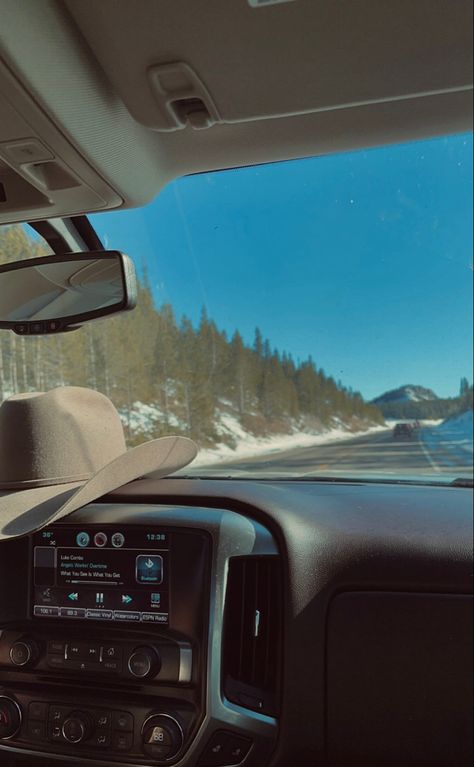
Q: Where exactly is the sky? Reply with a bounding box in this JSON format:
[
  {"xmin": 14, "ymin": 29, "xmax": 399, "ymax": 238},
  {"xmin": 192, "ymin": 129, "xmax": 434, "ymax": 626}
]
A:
[{"xmin": 91, "ymin": 132, "xmax": 473, "ymax": 401}]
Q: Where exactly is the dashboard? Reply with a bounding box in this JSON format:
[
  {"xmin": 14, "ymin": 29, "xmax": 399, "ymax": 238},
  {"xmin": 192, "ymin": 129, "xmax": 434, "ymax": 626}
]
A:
[{"xmin": 0, "ymin": 477, "xmax": 472, "ymax": 767}]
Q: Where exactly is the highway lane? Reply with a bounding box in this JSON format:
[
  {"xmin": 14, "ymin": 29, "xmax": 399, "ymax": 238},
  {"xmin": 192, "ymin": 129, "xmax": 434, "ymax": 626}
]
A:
[{"xmin": 203, "ymin": 428, "xmax": 473, "ymax": 478}]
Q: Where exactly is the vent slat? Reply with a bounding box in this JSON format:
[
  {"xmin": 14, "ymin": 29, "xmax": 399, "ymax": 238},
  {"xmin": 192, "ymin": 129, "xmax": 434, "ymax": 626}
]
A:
[{"xmin": 223, "ymin": 556, "xmax": 281, "ymax": 716}]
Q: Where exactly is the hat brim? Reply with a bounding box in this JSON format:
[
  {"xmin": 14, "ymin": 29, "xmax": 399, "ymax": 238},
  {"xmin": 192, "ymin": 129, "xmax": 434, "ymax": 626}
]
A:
[{"xmin": 0, "ymin": 436, "xmax": 197, "ymax": 539}]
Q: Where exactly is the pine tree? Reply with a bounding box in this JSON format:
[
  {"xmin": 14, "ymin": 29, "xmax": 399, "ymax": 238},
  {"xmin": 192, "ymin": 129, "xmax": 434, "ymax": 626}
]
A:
[{"xmin": 0, "ymin": 224, "xmax": 386, "ymax": 443}]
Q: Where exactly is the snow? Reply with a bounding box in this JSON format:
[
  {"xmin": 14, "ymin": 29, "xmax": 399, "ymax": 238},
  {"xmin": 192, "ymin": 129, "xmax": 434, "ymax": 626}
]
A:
[
  {"xmin": 385, "ymin": 418, "xmax": 443, "ymax": 427},
  {"xmin": 115, "ymin": 399, "xmax": 387, "ymax": 466},
  {"xmin": 421, "ymin": 410, "xmax": 473, "ymax": 469},
  {"xmin": 119, "ymin": 401, "xmax": 184, "ymax": 433},
  {"xmin": 373, "ymin": 385, "xmax": 437, "ymax": 404},
  {"xmin": 193, "ymin": 416, "xmax": 388, "ymax": 467}
]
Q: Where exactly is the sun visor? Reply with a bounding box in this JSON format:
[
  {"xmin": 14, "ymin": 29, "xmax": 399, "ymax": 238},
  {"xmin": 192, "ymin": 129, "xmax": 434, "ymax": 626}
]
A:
[{"xmin": 66, "ymin": 0, "xmax": 473, "ymax": 132}]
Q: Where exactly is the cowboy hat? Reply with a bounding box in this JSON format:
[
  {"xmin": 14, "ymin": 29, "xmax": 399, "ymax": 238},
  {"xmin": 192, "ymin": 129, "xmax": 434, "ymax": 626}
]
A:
[{"xmin": 0, "ymin": 386, "xmax": 197, "ymax": 539}]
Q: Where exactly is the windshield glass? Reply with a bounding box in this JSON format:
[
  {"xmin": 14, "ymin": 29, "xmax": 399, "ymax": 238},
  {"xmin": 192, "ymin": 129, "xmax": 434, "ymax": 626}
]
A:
[{"xmin": 1, "ymin": 133, "xmax": 473, "ymax": 482}]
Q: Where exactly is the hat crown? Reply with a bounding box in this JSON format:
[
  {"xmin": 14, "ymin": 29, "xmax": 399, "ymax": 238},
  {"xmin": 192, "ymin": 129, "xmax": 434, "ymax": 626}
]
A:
[{"xmin": 0, "ymin": 387, "xmax": 126, "ymax": 489}]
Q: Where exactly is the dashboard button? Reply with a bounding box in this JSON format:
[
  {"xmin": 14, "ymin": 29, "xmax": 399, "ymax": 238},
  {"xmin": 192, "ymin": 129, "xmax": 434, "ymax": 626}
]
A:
[
  {"xmin": 112, "ymin": 711, "xmax": 133, "ymax": 732},
  {"xmin": 101, "ymin": 644, "xmax": 122, "ymax": 661},
  {"xmin": 199, "ymin": 731, "xmax": 228, "ymax": 765},
  {"xmin": 86, "ymin": 609, "xmax": 114, "ymax": 620},
  {"xmin": 66, "ymin": 642, "xmax": 100, "ymax": 661},
  {"xmin": 199, "ymin": 731, "xmax": 252, "ymax": 766},
  {"xmin": 47, "ymin": 641, "xmax": 65, "ymax": 655},
  {"xmin": 62, "ymin": 711, "xmax": 93, "ymax": 744},
  {"xmin": 112, "ymin": 731, "xmax": 133, "ymax": 751},
  {"xmin": 28, "ymin": 702, "xmax": 47, "ymax": 721},
  {"xmin": 27, "ymin": 720, "xmax": 46, "ymax": 741},
  {"xmin": 34, "ymin": 605, "xmax": 59, "ymax": 617},
  {"xmin": 224, "ymin": 734, "xmax": 252, "ymax": 764},
  {"xmin": 49, "ymin": 705, "xmax": 68, "ymax": 725},
  {"xmin": 62, "ymin": 718, "xmax": 85, "ymax": 744},
  {"xmin": 128, "ymin": 650, "xmax": 151, "ymax": 677},
  {"xmin": 142, "ymin": 715, "xmax": 183, "ymax": 760},
  {"xmin": 114, "ymin": 610, "xmax": 141, "ymax": 622},
  {"xmin": 49, "ymin": 724, "xmax": 63, "ymax": 742},
  {"xmin": 59, "ymin": 607, "xmax": 85, "ymax": 619},
  {"xmin": 128, "ymin": 646, "xmax": 161, "ymax": 679},
  {"xmin": 91, "ymin": 728, "xmax": 111, "ymax": 747},
  {"xmin": 47, "ymin": 654, "xmax": 66, "ymax": 669},
  {"xmin": 93, "ymin": 710, "xmax": 111, "ymax": 729},
  {"xmin": 10, "ymin": 639, "xmax": 38, "ymax": 667}
]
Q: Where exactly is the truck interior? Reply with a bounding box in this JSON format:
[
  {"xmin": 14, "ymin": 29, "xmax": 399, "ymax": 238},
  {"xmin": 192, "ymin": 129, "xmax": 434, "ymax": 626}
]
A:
[{"xmin": 0, "ymin": 2, "xmax": 472, "ymax": 766}]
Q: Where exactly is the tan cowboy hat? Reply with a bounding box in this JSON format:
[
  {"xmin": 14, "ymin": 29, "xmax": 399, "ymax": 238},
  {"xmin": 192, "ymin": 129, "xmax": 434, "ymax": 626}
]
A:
[{"xmin": 0, "ymin": 386, "xmax": 197, "ymax": 539}]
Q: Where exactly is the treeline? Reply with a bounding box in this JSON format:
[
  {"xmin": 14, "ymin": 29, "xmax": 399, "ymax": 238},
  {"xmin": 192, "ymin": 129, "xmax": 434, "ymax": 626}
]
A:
[{"xmin": 0, "ymin": 225, "xmax": 384, "ymax": 444}]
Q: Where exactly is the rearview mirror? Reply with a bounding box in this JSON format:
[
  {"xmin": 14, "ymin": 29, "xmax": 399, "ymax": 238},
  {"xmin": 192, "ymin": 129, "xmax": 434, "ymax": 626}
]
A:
[{"xmin": 0, "ymin": 251, "xmax": 137, "ymax": 335}]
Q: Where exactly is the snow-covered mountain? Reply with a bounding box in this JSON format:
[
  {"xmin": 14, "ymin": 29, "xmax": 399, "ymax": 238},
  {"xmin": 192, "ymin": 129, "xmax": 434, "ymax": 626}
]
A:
[{"xmin": 372, "ymin": 385, "xmax": 438, "ymax": 406}]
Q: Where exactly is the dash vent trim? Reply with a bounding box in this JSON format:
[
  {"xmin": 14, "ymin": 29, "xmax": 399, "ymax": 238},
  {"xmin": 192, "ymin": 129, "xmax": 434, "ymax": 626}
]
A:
[{"xmin": 222, "ymin": 556, "xmax": 282, "ymax": 716}]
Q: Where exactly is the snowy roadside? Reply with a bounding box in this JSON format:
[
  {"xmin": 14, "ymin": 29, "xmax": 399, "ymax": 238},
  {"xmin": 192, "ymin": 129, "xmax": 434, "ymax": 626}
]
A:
[
  {"xmin": 420, "ymin": 410, "xmax": 473, "ymax": 458},
  {"xmin": 193, "ymin": 418, "xmax": 389, "ymax": 467}
]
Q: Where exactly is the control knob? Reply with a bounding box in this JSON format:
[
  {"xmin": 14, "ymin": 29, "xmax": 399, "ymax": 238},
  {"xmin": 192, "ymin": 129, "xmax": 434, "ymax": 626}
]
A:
[
  {"xmin": 9, "ymin": 638, "xmax": 39, "ymax": 668},
  {"xmin": 62, "ymin": 710, "xmax": 94, "ymax": 744},
  {"xmin": 127, "ymin": 646, "xmax": 161, "ymax": 679},
  {"xmin": 142, "ymin": 714, "xmax": 184, "ymax": 761},
  {"xmin": 0, "ymin": 695, "xmax": 22, "ymax": 740}
]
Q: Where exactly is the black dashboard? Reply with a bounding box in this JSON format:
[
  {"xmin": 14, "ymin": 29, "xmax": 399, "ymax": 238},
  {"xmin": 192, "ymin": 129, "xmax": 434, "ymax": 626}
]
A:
[{"xmin": 0, "ymin": 477, "xmax": 472, "ymax": 767}]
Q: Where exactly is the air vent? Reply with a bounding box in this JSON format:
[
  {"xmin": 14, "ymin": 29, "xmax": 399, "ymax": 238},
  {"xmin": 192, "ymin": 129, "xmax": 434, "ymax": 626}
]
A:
[{"xmin": 223, "ymin": 556, "xmax": 282, "ymax": 716}]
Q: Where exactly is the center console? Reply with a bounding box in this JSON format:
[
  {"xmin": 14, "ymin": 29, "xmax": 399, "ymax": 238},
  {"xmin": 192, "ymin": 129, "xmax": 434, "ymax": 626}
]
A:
[{"xmin": 0, "ymin": 504, "xmax": 279, "ymax": 766}]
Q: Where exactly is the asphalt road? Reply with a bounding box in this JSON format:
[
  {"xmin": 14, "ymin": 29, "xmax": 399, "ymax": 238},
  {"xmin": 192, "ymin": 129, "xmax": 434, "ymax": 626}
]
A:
[{"xmin": 205, "ymin": 428, "xmax": 473, "ymax": 479}]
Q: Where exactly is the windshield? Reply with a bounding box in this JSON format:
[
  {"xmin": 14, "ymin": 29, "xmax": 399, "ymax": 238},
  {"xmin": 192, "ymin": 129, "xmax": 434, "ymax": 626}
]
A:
[{"xmin": 1, "ymin": 133, "xmax": 473, "ymax": 483}]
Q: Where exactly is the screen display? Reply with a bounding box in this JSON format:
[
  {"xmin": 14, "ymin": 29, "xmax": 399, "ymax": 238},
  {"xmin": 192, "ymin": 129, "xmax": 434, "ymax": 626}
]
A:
[{"xmin": 31, "ymin": 526, "xmax": 170, "ymax": 625}]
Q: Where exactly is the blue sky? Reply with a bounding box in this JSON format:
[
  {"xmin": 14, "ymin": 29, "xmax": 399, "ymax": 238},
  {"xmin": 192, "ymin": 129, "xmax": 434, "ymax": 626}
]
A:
[{"xmin": 91, "ymin": 132, "xmax": 473, "ymax": 401}]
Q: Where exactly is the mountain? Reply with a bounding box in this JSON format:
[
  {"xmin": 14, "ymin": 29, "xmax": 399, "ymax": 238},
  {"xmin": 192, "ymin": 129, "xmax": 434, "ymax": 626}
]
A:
[
  {"xmin": 372, "ymin": 385, "xmax": 438, "ymax": 406},
  {"xmin": 372, "ymin": 384, "xmax": 473, "ymax": 421}
]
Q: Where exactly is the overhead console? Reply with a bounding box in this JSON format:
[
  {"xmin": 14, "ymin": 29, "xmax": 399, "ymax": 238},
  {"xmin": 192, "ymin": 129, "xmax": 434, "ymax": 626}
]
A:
[
  {"xmin": 1, "ymin": 0, "xmax": 472, "ymax": 225},
  {"xmin": 0, "ymin": 504, "xmax": 281, "ymax": 766},
  {"xmin": 0, "ymin": 56, "xmax": 123, "ymax": 224}
]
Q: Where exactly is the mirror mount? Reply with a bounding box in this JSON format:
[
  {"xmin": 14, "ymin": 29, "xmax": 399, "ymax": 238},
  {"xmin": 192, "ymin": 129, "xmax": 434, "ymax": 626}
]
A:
[{"xmin": 0, "ymin": 251, "xmax": 137, "ymax": 335}]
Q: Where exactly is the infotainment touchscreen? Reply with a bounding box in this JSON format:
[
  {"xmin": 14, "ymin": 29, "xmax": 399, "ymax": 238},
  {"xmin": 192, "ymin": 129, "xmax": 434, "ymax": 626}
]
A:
[{"xmin": 31, "ymin": 526, "xmax": 169, "ymax": 625}]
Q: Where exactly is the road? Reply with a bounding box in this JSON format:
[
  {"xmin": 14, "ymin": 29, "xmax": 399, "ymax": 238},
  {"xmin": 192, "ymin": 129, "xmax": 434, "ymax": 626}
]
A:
[{"xmin": 205, "ymin": 428, "xmax": 473, "ymax": 478}]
